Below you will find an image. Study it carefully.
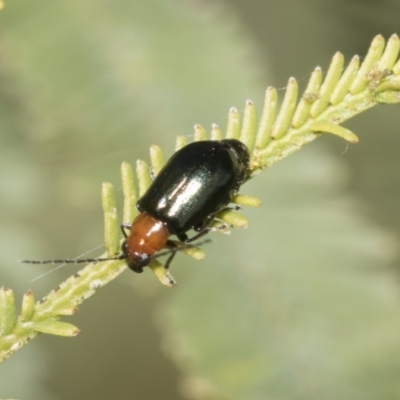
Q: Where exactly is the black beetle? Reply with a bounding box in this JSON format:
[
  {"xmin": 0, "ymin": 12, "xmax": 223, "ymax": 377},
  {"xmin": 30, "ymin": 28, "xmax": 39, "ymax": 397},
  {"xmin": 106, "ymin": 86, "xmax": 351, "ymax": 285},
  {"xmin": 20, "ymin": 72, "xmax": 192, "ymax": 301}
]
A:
[
  {"xmin": 121, "ymin": 139, "xmax": 249, "ymax": 272},
  {"xmin": 22, "ymin": 139, "xmax": 250, "ymax": 273}
]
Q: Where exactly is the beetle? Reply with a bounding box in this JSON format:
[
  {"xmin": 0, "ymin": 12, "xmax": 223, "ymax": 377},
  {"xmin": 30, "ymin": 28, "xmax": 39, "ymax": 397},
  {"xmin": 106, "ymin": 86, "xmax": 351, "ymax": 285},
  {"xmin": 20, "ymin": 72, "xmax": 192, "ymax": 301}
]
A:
[
  {"xmin": 22, "ymin": 139, "xmax": 250, "ymax": 272},
  {"xmin": 122, "ymin": 138, "xmax": 250, "ymax": 272}
]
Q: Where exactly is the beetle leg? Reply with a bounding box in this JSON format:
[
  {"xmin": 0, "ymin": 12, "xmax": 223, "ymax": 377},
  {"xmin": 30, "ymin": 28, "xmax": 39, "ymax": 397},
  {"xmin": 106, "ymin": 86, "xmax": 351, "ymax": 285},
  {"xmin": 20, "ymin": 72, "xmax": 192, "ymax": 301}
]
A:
[
  {"xmin": 222, "ymin": 204, "xmax": 242, "ymax": 211},
  {"xmin": 182, "ymin": 227, "xmax": 212, "ymax": 243},
  {"xmin": 181, "ymin": 205, "xmax": 240, "ymax": 244},
  {"xmin": 164, "ymin": 240, "xmax": 178, "ymax": 269},
  {"xmin": 186, "ymin": 213, "xmax": 229, "ymax": 242},
  {"xmin": 176, "ymin": 233, "xmax": 189, "ymax": 242},
  {"xmin": 120, "ymin": 223, "xmax": 131, "ymax": 238},
  {"xmin": 212, "ymin": 221, "xmax": 233, "ymax": 231},
  {"xmin": 193, "ymin": 215, "xmax": 214, "ymax": 232}
]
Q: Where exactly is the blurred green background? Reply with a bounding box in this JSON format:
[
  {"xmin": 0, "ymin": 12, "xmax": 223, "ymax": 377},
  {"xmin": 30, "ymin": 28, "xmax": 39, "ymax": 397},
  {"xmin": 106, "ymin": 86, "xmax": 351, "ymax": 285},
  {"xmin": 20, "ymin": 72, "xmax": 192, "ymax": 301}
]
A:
[{"xmin": 1, "ymin": 1, "xmax": 400, "ymax": 399}]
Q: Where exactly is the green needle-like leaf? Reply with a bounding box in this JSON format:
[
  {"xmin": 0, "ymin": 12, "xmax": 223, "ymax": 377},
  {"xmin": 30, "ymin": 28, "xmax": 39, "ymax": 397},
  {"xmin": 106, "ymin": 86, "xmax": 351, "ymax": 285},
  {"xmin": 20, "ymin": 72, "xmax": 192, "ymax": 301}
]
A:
[
  {"xmin": 0, "ymin": 288, "xmax": 17, "ymax": 336},
  {"xmin": 226, "ymin": 107, "xmax": 242, "ymax": 139},
  {"xmin": 102, "ymin": 183, "xmax": 120, "ymax": 256}
]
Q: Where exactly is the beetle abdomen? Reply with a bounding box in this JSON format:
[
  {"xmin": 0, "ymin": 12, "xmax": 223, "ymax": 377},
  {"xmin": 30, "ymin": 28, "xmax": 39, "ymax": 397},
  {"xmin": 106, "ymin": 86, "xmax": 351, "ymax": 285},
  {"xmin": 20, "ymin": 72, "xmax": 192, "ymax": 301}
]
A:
[{"xmin": 137, "ymin": 139, "xmax": 249, "ymax": 235}]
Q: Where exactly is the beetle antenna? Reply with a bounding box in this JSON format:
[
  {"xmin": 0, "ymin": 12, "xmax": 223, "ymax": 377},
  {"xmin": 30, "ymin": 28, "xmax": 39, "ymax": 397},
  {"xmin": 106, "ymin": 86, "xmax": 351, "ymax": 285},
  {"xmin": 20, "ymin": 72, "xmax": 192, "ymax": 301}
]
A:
[
  {"xmin": 20, "ymin": 254, "xmax": 126, "ymax": 265},
  {"xmin": 23, "ymin": 243, "xmax": 120, "ymax": 283},
  {"xmin": 20, "ymin": 239, "xmax": 211, "ymax": 265}
]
